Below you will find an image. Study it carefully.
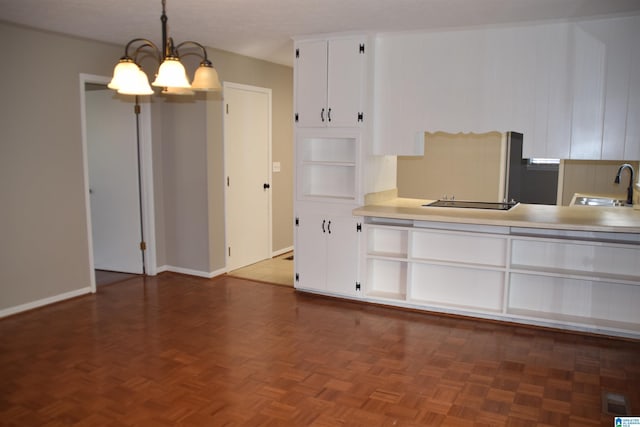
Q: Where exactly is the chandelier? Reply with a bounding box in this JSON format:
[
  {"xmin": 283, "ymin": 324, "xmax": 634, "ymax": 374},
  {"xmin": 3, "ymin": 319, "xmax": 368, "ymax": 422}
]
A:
[{"xmin": 108, "ymin": 0, "xmax": 221, "ymax": 95}]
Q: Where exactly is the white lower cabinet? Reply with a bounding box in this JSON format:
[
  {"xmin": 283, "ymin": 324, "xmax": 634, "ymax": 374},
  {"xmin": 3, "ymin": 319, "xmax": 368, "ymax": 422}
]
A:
[
  {"xmin": 363, "ymin": 219, "xmax": 640, "ymax": 338},
  {"xmin": 295, "ymin": 211, "xmax": 361, "ymax": 297}
]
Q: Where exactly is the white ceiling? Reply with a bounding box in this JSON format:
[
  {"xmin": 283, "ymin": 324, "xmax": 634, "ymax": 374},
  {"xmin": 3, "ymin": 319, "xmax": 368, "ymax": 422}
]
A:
[{"xmin": 1, "ymin": 0, "xmax": 640, "ymax": 67}]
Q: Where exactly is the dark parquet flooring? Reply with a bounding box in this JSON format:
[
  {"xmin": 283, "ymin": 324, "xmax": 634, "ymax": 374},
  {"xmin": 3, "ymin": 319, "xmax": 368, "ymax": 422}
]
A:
[{"xmin": 0, "ymin": 272, "xmax": 639, "ymax": 426}]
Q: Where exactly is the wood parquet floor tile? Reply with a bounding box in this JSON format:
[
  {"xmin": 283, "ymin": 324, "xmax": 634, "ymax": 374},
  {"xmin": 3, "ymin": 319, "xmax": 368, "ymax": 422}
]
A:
[{"xmin": 1, "ymin": 272, "xmax": 639, "ymax": 426}]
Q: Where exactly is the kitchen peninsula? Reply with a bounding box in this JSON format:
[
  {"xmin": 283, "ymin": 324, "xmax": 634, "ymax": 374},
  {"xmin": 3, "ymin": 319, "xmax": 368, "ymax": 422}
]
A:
[{"xmin": 353, "ymin": 196, "xmax": 640, "ymax": 339}]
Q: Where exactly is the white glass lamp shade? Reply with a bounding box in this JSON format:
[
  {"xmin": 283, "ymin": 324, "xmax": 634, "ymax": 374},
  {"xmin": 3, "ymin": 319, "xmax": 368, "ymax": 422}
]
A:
[
  {"xmin": 152, "ymin": 57, "xmax": 191, "ymax": 88},
  {"xmin": 118, "ymin": 68, "xmax": 154, "ymax": 95},
  {"xmin": 191, "ymin": 65, "xmax": 221, "ymax": 92},
  {"xmin": 108, "ymin": 60, "xmax": 139, "ymax": 90}
]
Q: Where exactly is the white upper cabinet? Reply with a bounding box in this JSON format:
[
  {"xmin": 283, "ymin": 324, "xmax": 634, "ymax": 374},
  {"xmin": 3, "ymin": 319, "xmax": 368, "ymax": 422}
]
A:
[
  {"xmin": 372, "ymin": 16, "xmax": 640, "ymax": 160},
  {"xmin": 295, "ymin": 37, "xmax": 367, "ymax": 128},
  {"xmin": 570, "ymin": 15, "xmax": 640, "ymax": 160},
  {"xmin": 373, "ymin": 24, "xmax": 572, "ymax": 157}
]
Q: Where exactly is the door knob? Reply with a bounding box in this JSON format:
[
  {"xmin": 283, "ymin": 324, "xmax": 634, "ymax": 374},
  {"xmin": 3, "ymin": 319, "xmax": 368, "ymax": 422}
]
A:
[{"xmin": 263, "ymin": 183, "xmax": 270, "ymax": 189}]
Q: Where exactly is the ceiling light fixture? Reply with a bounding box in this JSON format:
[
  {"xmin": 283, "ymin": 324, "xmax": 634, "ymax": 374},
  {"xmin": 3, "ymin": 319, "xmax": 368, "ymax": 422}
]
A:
[{"xmin": 108, "ymin": 0, "xmax": 221, "ymax": 95}]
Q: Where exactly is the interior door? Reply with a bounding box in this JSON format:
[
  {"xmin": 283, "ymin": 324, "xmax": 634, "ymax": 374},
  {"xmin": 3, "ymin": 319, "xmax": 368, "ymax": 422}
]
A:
[
  {"xmin": 86, "ymin": 88, "xmax": 143, "ymax": 274},
  {"xmin": 224, "ymin": 83, "xmax": 271, "ymax": 271}
]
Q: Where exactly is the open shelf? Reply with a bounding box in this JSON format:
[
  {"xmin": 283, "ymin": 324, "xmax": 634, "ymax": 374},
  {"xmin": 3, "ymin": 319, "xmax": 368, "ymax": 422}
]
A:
[
  {"xmin": 509, "ymin": 264, "xmax": 640, "ymax": 285},
  {"xmin": 410, "ymin": 229, "xmax": 508, "ymax": 267},
  {"xmin": 508, "ymin": 272, "xmax": 640, "ymax": 326},
  {"xmin": 410, "ymin": 263, "xmax": 505, "ymax": 312},
  {"xmin": 367, "ymin": 290, "xmax": 407, "ymax": 301},
  {"xmin": 300, "ymin": 163, "xmax": 356, "ymax": 200},
  {"xmin": 367, "ymin": 227, "xmax": 408, "ymax": 259},
  {"xmin": 506, "ymin": 308, "xmax": 640, "ymax": 334},
  {"xmin": 366, "ymin": 258, "xmax": 407, "ymax": 301},
  {"xmin": 297, "ymin": 135, "xmax": 358, "ymax": 202},
  {"xmin": 510, "ymin": 237, "xmax": 640, "ymax": 279},
  {"xmin": 300, "ymin": 137, "xmax": 357, "ymax": 163}
]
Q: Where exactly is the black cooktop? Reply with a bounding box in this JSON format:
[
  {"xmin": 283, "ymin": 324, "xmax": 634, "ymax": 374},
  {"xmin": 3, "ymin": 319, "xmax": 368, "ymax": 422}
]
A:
[{"xmin": 423, "ymin": 200, "xmax": 519, "ymax": 211}]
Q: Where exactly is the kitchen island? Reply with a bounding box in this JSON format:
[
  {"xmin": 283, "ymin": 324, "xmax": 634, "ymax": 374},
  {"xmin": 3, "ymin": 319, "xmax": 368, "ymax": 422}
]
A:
[{"xmin": 352, "ymin": 197, "xmax": 640, "ymax": 339}]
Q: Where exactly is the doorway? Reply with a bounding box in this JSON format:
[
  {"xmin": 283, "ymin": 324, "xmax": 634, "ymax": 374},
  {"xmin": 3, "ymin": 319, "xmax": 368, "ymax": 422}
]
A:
[
  {"xmin": 223, "ymin": 82, "xmax": 272, "ymax": 271},
  {"xmin": 80, "ymin": 74, "xmax": 156, "ymax": 291}
]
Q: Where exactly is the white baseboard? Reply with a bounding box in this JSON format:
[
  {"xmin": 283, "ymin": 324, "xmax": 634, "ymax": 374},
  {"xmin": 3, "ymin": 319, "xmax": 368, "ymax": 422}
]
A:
[
  {"xmin": 0, "ymin": 287, "xmax": 93, "ymax": 319},
  {"xmin": 157, "ymin": 265, "xmax": 226, "ymax": 279},
  {"xmin": 272, "ymin": 246, "xmax": 293, "ymax": 258}
]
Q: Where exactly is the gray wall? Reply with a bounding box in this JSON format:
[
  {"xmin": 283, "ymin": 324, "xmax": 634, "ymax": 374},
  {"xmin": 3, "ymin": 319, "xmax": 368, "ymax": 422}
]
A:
[
  {"xmin": 0, "ymin": 23, "xmax": 121, "ymax": 310},
  {"xmin": 153, "ymin": 48, "xmax": 294, "ymax": 275},
  {"xmin": 0, "ymin": 21, "xmax": 293, "ymax": 312}
]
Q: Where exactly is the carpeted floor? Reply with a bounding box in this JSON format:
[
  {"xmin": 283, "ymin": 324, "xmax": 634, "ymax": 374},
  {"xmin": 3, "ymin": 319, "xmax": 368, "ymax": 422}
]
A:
[{"xmin": 227, "ymin": 252, "xmax": 294, "ymax": 287}]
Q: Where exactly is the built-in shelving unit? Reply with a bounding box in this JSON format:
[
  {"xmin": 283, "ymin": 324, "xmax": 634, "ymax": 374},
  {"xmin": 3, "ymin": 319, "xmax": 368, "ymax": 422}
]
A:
[
  {"xmin": 297, "ymin": 135, "xmax": 358, "ymax": 202},
  {"xmin": 366, "ymin": 226, "xmax": 409, "ymax": 300},
  {"xmin": 362, "ymin": 219, "xmax": 640, "ymax": 338}
]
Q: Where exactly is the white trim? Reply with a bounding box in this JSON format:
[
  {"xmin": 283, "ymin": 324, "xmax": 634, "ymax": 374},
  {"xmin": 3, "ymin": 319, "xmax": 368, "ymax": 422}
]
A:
[
  {"xmin": 0, "ymin": 287, "xmax": 93, "ymax": 319},
  {"xmin": 272, "ymin": 245, "xmax": 293, "ymax": 258},
  {"xmin": 222, "ymin": 81, "xmax": 273, "ymax": 270},
  {"xmin": 79, "ymin": 74, "xmax": 100, "ymax": 293},
  {"xmin": 157, "ymin": 265, "xmax": 226, "ymax": 279},
  {"xmin": 79, "ymin": 74, "xmax": 157, "ymax": 288}
]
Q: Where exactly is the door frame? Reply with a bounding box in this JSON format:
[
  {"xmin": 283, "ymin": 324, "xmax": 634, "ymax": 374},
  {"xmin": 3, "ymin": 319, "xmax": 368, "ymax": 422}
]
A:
[
  {"xmin": 79, "ymin": 73, "xmax": 157, "ymax": 292},
  {"xmin": 223, "ymin": 81, "xmax": 273, "ymax": 270}
]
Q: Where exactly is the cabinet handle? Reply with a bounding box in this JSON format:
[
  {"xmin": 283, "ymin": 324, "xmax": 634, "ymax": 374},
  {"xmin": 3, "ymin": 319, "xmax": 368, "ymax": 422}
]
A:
[
  {"xmin": 327, "ymin": 108, "xmax": 332, "ymax": 122},
  {"xmin": 321, "ymin": 108, "xmax": 325, "ymax": 122},
  {"xmin": 322, "ymin": 219, "xmax": 326, "ymax": 233},
  {"xmin": 327, "ymin": 220, "xmax": 331, "ymax": 234}
]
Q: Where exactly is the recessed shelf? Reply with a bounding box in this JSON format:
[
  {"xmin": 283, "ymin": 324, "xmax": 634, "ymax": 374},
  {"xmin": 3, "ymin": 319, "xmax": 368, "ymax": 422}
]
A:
[
  {"xmin": 367, "ymin": 251, "xmax": 407, "ymax": 260},
  {"xmin": 297, "ymin": 135, "xmax": 358, "ymax": 202},
  {"xmin": 506, "ymin": 308, "xmax": 640, "ymax": 334},
  {"xmin": 509, "ymin": 264, "xmax": 640, "ymax": 285},
  {"xmin": 508, "ymin": 273, "xmax": 640, "ymax": 326},
  {"xmin": 411, "ymin": 229, "xmax": 507, "ymax": 267},
  {"xmin": 367, "ymin": 290, "xmax": 407, "ymax": 301},
  {"xmin": 511, "ymin": 238, "xmax": 640, "ymax": 278},
  {"xmin": 410, "ymin": 263, "xmax": 504, "ymax": 312},
  {"xmin": 366, "ymin": 258, "xmax": 407, "ymax": 299},
  {"xmin": 367, "ymin": 227, "xmax": 408, "ymax": 259},
  {"xmin": 407, "ymin": 298, "xmax": 503, "ymax": 314},
  {"xmin": 300, "ymin": 137, "xmax": 356, "ymax": 163}
]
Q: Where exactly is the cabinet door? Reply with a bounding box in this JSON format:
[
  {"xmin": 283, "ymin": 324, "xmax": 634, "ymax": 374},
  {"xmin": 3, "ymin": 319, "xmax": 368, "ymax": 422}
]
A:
[
  {"xmin": 295, "ymin": 213, "xmax": 327, "ymax": 291},
  {"xmin": 568, "ymin": 15, "xmax": 640, "ymax": 160},
  {"xmin": 325, "ymin": 216, "xmax": 360, "ymax": 296},
  {"xmin": 569, "ymin": 23, "xmax": 606, "ymax": 159},
  {"xmin": 295, "ymin": 40, "xmax": 328, "ymax": 127},
  {"xmin": 327, "ymin": 38, "xmax": 366, "ymax": 127},
  {"xmin": 524, "ymin": 22, "xmax": 572, "ymax": 159},
  {"xmin": 626, "ymin": 32, "xmax": 640, "ymax": 160}
]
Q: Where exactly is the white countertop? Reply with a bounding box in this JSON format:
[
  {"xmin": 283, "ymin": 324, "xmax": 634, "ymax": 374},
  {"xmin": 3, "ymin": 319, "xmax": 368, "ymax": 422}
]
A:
[{"xmin": 353, "ymin": 198, "xmax": 640, "ymax": 233}]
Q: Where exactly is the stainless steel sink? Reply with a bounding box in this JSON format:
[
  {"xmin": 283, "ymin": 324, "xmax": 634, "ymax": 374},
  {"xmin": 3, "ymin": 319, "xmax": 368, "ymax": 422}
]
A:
[
  {"xmin": 571, "ymin": 196, "xmax": 629, "ymax": 207},
  {"xmin": 423, "ymin": 200, "xmax": 519, "ymax": 210}
]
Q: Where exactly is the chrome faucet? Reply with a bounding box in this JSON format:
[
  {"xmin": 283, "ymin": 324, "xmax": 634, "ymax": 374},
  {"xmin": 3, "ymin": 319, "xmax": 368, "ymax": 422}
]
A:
[{"xmin": 614, "ymin": 163, "xmax": 635, "ymax": 205}]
